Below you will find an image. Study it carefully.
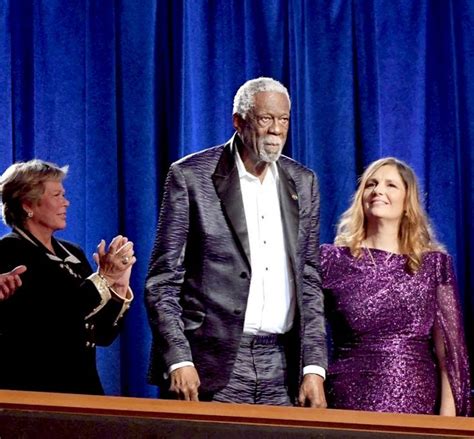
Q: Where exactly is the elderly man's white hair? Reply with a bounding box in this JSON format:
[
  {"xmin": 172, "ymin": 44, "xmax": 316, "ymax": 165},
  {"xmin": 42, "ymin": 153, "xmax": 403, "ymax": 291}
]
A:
[{"xmin": 233, "ymin": 77, "xmax": 291, "ymax": 119}]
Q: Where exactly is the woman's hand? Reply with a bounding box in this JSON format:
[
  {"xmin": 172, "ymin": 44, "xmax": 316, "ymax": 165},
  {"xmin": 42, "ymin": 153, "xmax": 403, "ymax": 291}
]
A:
[
  {"xmin": 0, "ymin": 265, "xmax": 27, "ymax": 301},
  {"xmin": 93, "ymin": 235, "xmax": 136, "ymax": 297},
  {"xmin": 111, "ymin": 264, "xmax": 133, "ymax": 298}
]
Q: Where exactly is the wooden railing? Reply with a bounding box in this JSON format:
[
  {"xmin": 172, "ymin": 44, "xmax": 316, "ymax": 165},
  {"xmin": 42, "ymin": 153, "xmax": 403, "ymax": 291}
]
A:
[{"xmin": 0, "ymin": 390, "xmax": 473, "ymax": 438}]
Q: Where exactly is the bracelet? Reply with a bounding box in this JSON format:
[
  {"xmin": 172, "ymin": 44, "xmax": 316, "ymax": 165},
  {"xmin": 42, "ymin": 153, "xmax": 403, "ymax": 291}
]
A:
[
  {"xmin": 97, "ymin": 272, "xmax": 112, "ymax": 289},
  {"xmin": 98, "ymin": 272, "xmax": 122, "ymax": 298}
]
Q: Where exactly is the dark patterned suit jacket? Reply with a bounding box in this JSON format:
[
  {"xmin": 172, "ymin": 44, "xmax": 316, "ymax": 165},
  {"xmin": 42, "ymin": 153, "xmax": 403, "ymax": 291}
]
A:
[{"xmin": 145, "ymin": 135, "xmax": 327, "ymax": 397}]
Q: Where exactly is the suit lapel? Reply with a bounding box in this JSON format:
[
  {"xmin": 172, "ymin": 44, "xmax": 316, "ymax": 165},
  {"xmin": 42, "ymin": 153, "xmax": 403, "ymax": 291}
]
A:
[
  {"xmin": 212, "ymin": 138, "xmax": 251, "ymax": 270},
  {"xmin": 277, "ymin": 162, "xmax": 299, "ymax": 269}
]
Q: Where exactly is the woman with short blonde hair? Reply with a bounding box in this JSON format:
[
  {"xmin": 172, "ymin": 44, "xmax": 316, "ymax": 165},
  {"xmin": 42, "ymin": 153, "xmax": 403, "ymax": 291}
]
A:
[{"xmin": 0, "ymin": 159, "xmax": 136, "ymax": 394}]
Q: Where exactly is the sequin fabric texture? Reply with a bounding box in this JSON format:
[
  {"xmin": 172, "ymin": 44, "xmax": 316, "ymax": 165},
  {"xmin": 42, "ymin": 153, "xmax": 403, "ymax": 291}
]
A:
[{"xmin": 320, "ymin": 244, "xmax": 471, "ymax": 415}]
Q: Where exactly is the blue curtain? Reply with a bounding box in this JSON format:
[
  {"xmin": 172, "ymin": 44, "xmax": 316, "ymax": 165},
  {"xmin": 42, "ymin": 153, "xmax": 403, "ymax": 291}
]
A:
[{"xmin": 1, "ymin": 0, "xmax": 473, "ymax": 398}]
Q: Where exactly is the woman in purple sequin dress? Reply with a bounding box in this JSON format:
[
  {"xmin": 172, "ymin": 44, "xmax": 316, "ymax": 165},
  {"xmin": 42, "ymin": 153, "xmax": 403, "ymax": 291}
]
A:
[{"xmin": 321, "ymin": 157, "xmax": 470, "ymax": 416}]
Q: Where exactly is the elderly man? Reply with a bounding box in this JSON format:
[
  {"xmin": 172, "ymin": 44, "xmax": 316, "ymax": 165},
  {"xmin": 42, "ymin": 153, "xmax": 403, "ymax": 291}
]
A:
[{"xmin": 146, "ymin": 77, "xmax": 327, "ymax": 406}]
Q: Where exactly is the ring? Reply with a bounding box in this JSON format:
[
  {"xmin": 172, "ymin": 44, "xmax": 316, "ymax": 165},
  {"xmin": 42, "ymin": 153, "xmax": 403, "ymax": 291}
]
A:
[{"xmin": 121, "ymin": 256, "xmax": 130, "ymax": 265}]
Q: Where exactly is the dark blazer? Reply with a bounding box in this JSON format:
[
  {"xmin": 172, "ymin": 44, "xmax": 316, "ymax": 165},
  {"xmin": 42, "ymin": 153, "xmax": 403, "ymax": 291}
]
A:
[
  {"xmin": 145, "ymin": 135, "xmax": 327, "ymax": 397},
  {"xmin": 0, "ymin": 229, "xmax": 127, "ymax": 395}
]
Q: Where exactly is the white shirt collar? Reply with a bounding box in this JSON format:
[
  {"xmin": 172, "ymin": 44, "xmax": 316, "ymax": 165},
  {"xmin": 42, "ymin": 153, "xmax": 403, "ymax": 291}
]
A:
[
  {"xmin": 233, "ymin": 136, "xmax": 279, "ymax": 182},
  {"xmin": 14, "ymin": 226, "xmax": 82, "ymax": 264}
]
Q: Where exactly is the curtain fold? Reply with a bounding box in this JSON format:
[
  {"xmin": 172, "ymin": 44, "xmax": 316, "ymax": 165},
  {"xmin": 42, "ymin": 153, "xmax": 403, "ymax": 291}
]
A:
[{"xmin": 1, "ymin": 0, "xmax": 472, "ymax": 397}]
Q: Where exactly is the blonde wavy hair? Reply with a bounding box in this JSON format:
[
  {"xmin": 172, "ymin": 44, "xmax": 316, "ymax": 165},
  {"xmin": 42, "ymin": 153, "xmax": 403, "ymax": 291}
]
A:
[{"xmin": 335, "ymin": 157, "xmax": 444, "ymax": 273}]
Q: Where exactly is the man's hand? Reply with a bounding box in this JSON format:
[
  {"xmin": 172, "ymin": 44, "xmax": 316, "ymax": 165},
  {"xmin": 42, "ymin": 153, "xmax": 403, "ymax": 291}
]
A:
[
  {"xmin": 169, "ymin": 366, "xmax": 200, "ymax": 401},
  {"xmin": 298, "ymin": 373, "xmax": 327, "ymax": 408},
  {"xmin": 0, "ymin": 265, "xmax": 27, "ymax": 301}
]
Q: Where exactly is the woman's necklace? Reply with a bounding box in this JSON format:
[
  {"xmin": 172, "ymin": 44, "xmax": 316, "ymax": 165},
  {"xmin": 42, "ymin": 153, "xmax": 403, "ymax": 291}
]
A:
[{"xmin": 363, "ymin": 242, "xmax": 394, "ymax": 267}]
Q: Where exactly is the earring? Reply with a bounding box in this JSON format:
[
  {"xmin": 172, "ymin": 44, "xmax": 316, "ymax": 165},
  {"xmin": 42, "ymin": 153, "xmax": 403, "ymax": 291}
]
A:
[{"xmin": 27, "ymin": 211, "xmax": 33, "ymax": 218}]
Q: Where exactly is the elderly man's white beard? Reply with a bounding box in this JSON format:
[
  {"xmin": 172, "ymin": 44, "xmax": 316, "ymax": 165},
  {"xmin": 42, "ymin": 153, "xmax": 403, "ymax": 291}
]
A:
[{"xmin": 258, "ymin": 136, "xmax": 284, "ymax": 163}]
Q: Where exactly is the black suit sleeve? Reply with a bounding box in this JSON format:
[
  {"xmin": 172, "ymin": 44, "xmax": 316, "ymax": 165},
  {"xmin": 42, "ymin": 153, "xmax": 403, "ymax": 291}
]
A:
[
  {"xmin": 145, "ymin": 164, "xmax": 193, "ymax": 373},
  {"xmin": 301, "ymin": 172, "xmax": 328, "ymax": 370}
]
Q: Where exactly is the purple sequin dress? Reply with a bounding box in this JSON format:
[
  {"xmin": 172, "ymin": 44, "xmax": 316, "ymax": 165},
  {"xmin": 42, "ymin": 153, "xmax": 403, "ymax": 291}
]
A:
[{"xmin": 320, "ymin": 244, "xmax": 471, "ymax": 415}]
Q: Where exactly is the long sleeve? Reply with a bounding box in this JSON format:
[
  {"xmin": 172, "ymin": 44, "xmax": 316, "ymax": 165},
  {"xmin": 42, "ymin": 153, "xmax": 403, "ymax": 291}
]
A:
[
  {"xmin": 83, "ymin": 273, "xmax": 133, "ymax": 346},
  {"xmin": 53, "ymin": 241, "xmax": 133, "ymax": 347},
  {"xmin": 145, "ymin": 164, "xmax": 193, "ymax": 370},
  {"xmin": 435, "ymin": 253, "xmax": 471, "ymax": 416},
  {"xmin": 301, "ymin": 172, "xmax": 328, "ymax": 370}
]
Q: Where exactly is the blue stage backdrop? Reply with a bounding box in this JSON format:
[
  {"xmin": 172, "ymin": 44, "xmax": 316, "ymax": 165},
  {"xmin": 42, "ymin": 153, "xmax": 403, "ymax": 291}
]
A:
[{"xmin": 0, "ymin": 0, "xmax": 472, "ymax": 398}]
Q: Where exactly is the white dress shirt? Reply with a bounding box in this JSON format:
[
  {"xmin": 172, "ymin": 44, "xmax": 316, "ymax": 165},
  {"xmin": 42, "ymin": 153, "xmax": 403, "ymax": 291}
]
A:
[
  {"xmin": 235, "ymin": 150, "xmax": 295, "ymax": 334},
  {"xmin": 235, "ymin": 149, "xmax": 324, "ymax": 378}
]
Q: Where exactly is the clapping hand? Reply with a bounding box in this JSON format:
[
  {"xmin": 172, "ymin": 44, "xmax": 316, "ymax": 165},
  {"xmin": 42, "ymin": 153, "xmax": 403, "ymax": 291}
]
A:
[
  {"xmin": 0, "ymin": 265, "xmax": 27, "ymax": 301},
  {"xmin": 93, "ymin": 235, "xmax": 136, "ymax": 298}
]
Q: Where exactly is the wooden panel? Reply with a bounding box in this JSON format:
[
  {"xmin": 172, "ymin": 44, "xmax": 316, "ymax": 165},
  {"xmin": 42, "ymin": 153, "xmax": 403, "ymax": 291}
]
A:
[{"xmin": 0, "ymin": 390, "xmax": 473, "ymax": 438}]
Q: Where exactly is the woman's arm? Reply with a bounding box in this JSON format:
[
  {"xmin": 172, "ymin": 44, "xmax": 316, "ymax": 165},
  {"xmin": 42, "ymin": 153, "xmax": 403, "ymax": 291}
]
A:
[
  {"xmin": 433, "ymin": 253, "xmax": 471, "ymax": 416},
  {"xmin": 433, "ymin": 320, "xmax": 456, "ymax": 416}
]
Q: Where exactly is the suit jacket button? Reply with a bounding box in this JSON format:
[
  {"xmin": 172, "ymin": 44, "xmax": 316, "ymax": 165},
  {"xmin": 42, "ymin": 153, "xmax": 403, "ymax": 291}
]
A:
[
  {"xmin": 234, "ymin": 309, "xmax": 242, "ymax": 315},
  {"xmin": 239, "ymin": 272, "xmax": 248, "ymax": 279}
]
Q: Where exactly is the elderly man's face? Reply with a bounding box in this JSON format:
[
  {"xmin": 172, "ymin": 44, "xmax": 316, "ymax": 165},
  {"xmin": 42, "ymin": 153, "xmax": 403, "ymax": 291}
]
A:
[{"xmin": 234, "ymin": 91, "xmax": 290, "ymax": 164}]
